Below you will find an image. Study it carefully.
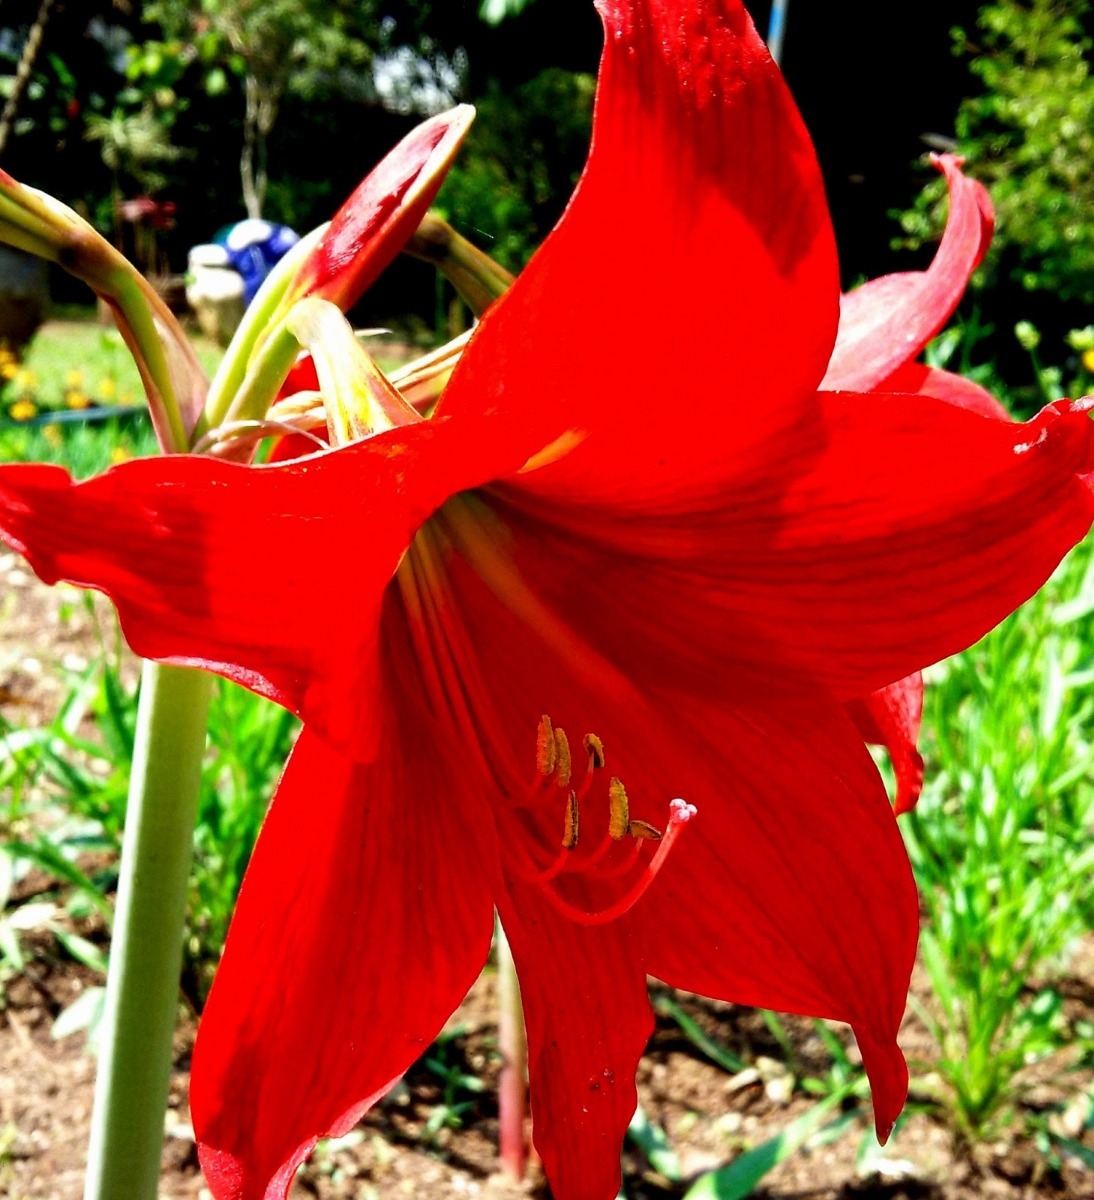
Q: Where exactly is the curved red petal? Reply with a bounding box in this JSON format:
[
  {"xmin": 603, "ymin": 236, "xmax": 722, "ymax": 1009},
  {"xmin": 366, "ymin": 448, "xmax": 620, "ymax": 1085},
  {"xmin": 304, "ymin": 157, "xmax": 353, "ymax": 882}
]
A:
[
  {"xmin": 846, "ymin": 673, "xmax": 926, "ymax": 815},
  {"xmin": 825, "ymin": 155, "xmax": 994, "ymax": 392},
  {"xmin": 193, "ymin": 722, "xmax": 497, "ymax": 1200},
  {"xmin": 488, "ymin": 394, "xmax": 1094, "ymax": 704},
  {"xmin": 495, "ymin": 885, "xmax": 652, "ymax": 1200},
  {"xmin": 877, "ymin": 361, "xmax": 1010, "ymax": 420},
  {"xmin": 437, "ymin": 0, "xmax": 839, "ymax": 504},
  {"xmin": 638, "ymin": 691, "xmax": 917, "ymax": 1139},
  {"xmin": 0, "ymin": 416, "xmax": 533, "ymax": 758},
  {"xmin": 290, "ymin": 106, "xmax": 474, "ymax": 310}
]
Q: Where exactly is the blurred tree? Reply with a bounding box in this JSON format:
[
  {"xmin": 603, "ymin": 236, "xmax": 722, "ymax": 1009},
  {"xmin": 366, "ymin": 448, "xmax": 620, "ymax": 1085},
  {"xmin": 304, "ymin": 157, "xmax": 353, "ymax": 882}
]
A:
[
  {"xmin": 143, "ymin": 0, "xmax": 380, "ymax": 217},
  {"xmin": 897, "ymin": 0, "xmax": 1094, "ymax": 305},
  {"xmin": 0, "ymin": 0, "xmax": 54, "ymax": 154}
]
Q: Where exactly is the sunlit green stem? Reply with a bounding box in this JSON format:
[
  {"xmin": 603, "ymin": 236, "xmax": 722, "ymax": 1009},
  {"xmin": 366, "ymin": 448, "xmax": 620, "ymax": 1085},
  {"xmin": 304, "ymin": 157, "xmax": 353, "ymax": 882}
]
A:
[
  {"xmin": 218, "ymin": 317, "xmax": 303, "ymax": 434},
  {"xmin": 496, "ymin": 916, "xmax": 530, "ymax": 1181},
  {"xmin": 200, "ymin": 225, "xmax": 327, "ymax": 437},
  {"xmin": 406, "ymin": 211, "xmax": 515, "ymax": 316},
  {"xmin": 84, "ymin": 662, "xmax": 213, "ymax": 1200}
]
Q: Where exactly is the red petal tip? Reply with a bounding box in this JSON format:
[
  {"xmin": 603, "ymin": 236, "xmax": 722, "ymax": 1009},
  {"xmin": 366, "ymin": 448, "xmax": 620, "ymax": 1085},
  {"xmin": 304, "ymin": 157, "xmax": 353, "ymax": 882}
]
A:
[{"xmin": 293, "ymin": 105, "xmax": 475, "ymax": 310}]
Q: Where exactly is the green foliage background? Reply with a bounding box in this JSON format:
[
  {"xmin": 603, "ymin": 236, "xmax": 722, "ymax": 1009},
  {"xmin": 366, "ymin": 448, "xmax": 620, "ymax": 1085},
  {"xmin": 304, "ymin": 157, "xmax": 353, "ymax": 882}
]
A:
[{"xmin": 898, "ymin": 0, "xmax": 1094, "ymax": 305}]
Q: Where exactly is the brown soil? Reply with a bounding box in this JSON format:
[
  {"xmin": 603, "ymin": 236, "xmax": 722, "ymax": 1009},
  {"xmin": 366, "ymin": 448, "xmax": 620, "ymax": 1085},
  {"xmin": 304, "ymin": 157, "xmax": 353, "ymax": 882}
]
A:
[
  {"xmin": 1, "ymin": 960, "xmax": 1092, "ymax": 1200},
  {"xmin": 1, "ymin": 559, "xmax": 1093, "ymax": 1200}
]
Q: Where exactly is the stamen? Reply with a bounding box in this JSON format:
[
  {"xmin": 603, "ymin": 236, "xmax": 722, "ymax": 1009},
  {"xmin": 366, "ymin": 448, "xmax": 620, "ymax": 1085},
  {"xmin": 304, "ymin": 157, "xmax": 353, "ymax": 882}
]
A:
[
  {"xmin": 561, "ymin": 790, "xmax": 579, "ymax": 850},
  {"xmin": 607, "ymin": 777, "xmax": 630, "ymax": 841},
  {"xmin": 627, "ymin": 819, "xmax": 662, "ymax": 841},
  {"xmin": 536, "ymin": 798, "xmax": 698, "ymax": 927},
  {"xmin": 536, "ymin": 714, "xmax": 557, "ymax": 777},
  {"xmin": 553, "ymin": 728, "xmax": 572, "ymax": 788},
  {"xmin": 583, "ymin": 734, "xmax": 606, "ymax": 770},
  {"xmin": 576, "ymin": 732, "xmax": 605, "ymax": 801}
]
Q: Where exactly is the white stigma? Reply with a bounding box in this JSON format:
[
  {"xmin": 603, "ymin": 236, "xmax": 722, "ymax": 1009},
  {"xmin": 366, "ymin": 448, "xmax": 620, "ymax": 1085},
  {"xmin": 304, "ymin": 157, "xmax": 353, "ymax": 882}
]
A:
[{"xmin": 669, "ymin": 798, "xmax": 698, "ymax": 823}]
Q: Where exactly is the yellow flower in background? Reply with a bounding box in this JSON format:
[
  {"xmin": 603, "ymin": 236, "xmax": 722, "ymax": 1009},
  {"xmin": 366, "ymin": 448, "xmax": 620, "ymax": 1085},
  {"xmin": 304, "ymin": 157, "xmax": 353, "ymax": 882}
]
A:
[
  {"xmin": 110, "ymin": 445, "xmax": 131, "ymax": 465},
  {"xmin": 1, "ymin": 360, "xmax": 19, "ymax": 381},
  {"xmin": 65, "ymin": 369, "xmax": 85, "ymax": 389},
  {"xmin": 65, "ymin": 390, "xmax": 92, "ymax": 410},
  {"xmin": 42, "ymin": 423, "xmax": 63, "ymax": 448},
  {"xmin": 13, "ymin": 368, "xmax": 35, "ymax": 390},
  {"xmin": 98, "ymin": 377, "xmax": 117, "ymax": 400},
  {"xmin": 9, "ymin": 399, "xmax": 37, "ymax": 421},
  {"xmin": 1082, "ymin": 348, "xmax": 1094, "ymax": 374}
]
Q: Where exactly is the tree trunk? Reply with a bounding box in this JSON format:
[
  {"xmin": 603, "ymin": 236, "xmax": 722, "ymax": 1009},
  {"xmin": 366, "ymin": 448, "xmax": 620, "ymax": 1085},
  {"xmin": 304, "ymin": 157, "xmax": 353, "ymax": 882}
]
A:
[
  {"xmin": 240, "ymin": 75, "xmax": 264, "ymax": 219},
  {"xmin": 0, "ymin": 0, "xmax": 55, "ymax": 155}
]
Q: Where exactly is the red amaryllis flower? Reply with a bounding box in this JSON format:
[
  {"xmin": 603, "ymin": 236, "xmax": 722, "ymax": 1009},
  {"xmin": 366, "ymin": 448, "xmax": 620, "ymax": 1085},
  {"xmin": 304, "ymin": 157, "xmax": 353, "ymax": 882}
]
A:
[{"xmin": 2, "ymin": 3, "xmax": 1094, "ymax": 1199}]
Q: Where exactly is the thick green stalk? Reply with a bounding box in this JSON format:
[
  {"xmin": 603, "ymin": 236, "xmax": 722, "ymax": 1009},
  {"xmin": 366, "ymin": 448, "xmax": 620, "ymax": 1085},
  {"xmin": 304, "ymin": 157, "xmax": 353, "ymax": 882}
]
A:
[{"xmin": 84, "ymin": 662, "xmax": 213, "ymax": 1200}]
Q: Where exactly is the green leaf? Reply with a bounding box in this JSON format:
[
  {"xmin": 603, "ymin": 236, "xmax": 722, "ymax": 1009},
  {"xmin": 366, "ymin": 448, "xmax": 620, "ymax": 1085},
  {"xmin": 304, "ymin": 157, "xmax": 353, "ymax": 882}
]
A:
[
  {"xmin": 654, "ymin": 995, "xmax": 746, "ymax": 1074},
  {"xmin": 1055, "ymin": 1135, "xmax": 1094, "ymax": 1172},
  {"xmin": 6, "ymin": 838, "xmax": 113, "ymax": 922},
  {"xmin": 52, "ymin": 985, "xmax": 106, "ymax": 1049},
  {"xmin": 0, "ymin": 849, "xmax": 14, "ymax": 910},
  {"xmin": 684, "ymin": 1087, "xmax": 854, "ymax": 1200},
  {"xmin": 52, "ymin": 928, "xmax": 108, "ymax": 975},
  {"xmin": 0, "ymin": 918, "xmax": 24, "ymax": 971},
  {"xmin": 628, "ymin": 1104, "xmax": 682, "ymax": 1182}
]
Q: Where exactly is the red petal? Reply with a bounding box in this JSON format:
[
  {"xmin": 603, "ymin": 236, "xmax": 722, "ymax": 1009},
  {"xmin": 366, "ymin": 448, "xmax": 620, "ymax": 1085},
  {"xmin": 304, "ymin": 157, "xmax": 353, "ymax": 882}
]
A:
[
  {"xmin": 0, "ymin": 417, "xmax": 532, "ymax": 758},
  {"xmin": 635, "ymin": 690, "xmax": 917, "ymax": 1140},
  {"xmin": 489, "ymin": 394, "xmax": 1094, "ymax": 704},
  {"xmin": 877, "ymin": 361, "xmax": 1010, "ymax": 420},
  {"xmin": 495, "ymin": 884, "xmax": 652, "ymax": 1200},
  {"xmin": 824, "ymin": 155, "xmax": 994, "ymax": 392},
  {"xmin": 193, "ymin": 724, "xmax": 497, "ymax": 1200},
  {"xmin": 408, "ymin": 510, "xmax": 915, "ymax": 1154},
  {"xmin": 290, "ymin": 106, "xmax": 474, "ymax": 310},
  {"xmin": 846, "ymin": 674, "xmax": 926, "ymax": 815},
  {"xmin": 436, "ymin": 0, "xmax": 839, "ymax": 502}
]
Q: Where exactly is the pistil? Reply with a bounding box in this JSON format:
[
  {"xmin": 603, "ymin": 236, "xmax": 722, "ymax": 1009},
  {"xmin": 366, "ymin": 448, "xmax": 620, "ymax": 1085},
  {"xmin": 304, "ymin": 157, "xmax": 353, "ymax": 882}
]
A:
[
  {"xmin": 536, "ymin": 798, "xmax": 698, "ymax": 927},
  {"xmin": 509, "ymin": 715, "xmax": 697, "ymax": 927}
]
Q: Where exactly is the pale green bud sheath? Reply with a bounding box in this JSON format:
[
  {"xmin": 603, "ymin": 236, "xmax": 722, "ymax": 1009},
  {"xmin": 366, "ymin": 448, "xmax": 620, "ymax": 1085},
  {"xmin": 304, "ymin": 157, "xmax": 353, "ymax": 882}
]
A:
[{"xmin": 286, "ymin": 297, "xmax": 421, "ymax": 445}]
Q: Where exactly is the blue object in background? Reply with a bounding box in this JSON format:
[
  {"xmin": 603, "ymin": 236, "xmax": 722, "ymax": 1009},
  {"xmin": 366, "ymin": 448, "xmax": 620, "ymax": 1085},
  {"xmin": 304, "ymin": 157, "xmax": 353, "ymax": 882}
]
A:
[{"xmin": 214, "ymin": 219, "xmax": 299, "ymax": 305}]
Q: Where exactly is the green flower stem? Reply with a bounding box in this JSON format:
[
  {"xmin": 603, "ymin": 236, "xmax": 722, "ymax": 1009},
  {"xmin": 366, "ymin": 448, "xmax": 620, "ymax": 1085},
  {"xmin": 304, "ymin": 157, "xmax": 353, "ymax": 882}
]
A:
[
  {"xmin": 406, "ymin": 212, "xmax": 515, "ymax": 316},
  {"xmin": 200, "ymin": 225, "xmax": 327, "ymax": 438},
  {"xmin": 85, "ymin": 661, "xmax": 213, "ymax": 1200},
  {"xmin": 218, "ymin": 318, "xmax": 303, "ymax": 432}
]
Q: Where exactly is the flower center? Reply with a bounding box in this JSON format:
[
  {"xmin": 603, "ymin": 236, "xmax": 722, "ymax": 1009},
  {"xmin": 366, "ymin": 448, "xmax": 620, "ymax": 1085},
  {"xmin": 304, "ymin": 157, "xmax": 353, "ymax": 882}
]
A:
[{"xmin": 510, "ymin": 714, "xmax": 697, "ymax": 927}]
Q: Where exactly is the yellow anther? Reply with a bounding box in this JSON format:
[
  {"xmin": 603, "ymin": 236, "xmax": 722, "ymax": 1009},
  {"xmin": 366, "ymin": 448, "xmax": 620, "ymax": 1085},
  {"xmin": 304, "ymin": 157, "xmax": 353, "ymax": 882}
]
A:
[
  {"xmin": 607, "ymin": 776, "xmax": 630, "ymax": 841},
  {"xmin": 536, "ymin": 714, "xmax": 557, "ymax": 777},
  {"xmin": 562, "ymin": 790, "xmax": 580, "ymax": 850},
  {"xmin": 627, "ymin": 819, "xmax": 663, "ymax": 841},
  {"xmin": 554, "ymin": 727, "xmax": 572, "ymax": 788},
  {"xmin": 583, "ymin": 733, "xmax": 606, "ymax": 770}
]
